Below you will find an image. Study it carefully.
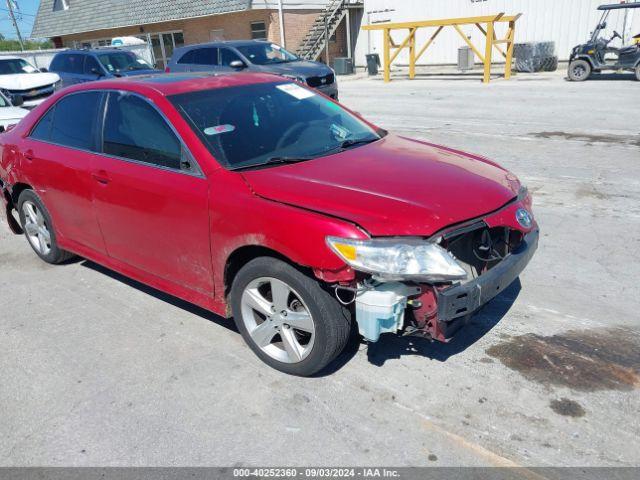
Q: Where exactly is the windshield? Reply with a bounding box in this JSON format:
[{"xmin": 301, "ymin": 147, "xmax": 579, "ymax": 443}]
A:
[
  {"xmin": 98, "ymin": 52, "xmax": 153, "ymax": 73},
  {"xmin": 170, "ymin": 82, "xmax": 381, "ymax": 170},
  {"xmin": 0, "ymin": 59, "xmax": 38, "ymax": 75},
  {"xmin": 236, "ymin": 43, "xmax": 298, "ymax": 65}
]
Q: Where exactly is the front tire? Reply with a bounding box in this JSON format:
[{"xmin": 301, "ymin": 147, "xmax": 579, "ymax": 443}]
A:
[
  {"xmin": 231, "ymin": 257, "xmax": 351, "ymax": 376},
  {"xmin": 635, "ymin": 64, "xmax": 640, "ymax": 81},
  {"xmin": 17, "ymin": 190, "xmax": 75, "ymax": 264},
  {"xmin": 568, "ymin": 59, "xmax": 591, "ymax": 81}
]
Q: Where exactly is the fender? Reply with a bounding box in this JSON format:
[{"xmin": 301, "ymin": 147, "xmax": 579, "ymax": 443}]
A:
[{"xmin": 573, "ymin": 54, "xmax": 596, "ymax": 69}]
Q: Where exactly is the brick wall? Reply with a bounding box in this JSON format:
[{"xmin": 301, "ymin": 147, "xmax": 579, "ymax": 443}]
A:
[
  {"xmin": 57, "ymin": 8, "xmax": 346, "ymax": 67},
  {"xmin": 59, "ymin": 9, "xmax": 323, "ymax": 52}
]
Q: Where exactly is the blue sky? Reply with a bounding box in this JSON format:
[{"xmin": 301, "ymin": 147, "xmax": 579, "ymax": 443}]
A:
[{"xmin": 0, "ymin": 0, "xmax": 40, "ymax": 40}]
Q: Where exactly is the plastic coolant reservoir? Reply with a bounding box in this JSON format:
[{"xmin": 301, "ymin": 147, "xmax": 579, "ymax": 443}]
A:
[{"xmin": 354, "ymin": 282, "xmax": 421, "ymax": 342}]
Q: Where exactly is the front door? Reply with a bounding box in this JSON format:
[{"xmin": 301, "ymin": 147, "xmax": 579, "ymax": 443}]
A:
[{"xmin": 90, "ymin": 91, "xmax": 213, "ymax": 296}]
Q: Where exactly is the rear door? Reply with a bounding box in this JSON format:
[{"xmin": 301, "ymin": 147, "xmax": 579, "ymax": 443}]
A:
[
  {"xmin": 90, "ymin": 91, "xmax": 213, "ymax": 296},
  {"xmin": 52, "ymin": 53, "xmax": 86, "ymax": 86},
  {"xmin": 21, "ymin": 91, "xmax": 107, "ymax": 253}
]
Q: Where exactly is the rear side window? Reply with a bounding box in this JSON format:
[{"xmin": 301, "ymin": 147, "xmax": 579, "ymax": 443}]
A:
[
  {"xmin": 30, "ymin": 92, "xmax": 103, "ymax": 150},
  {"xmin": 51, "ymin": 54, "xmax": 84, "ymax": 74},
  {"xmin": 49, "ymin": 55, "xmax": 64, "ymax": 72},
  {"xmin": 102, "ymin": 92, "xmax": 181, "ymax": 170},
  {"xmin": 30, "ymin": 109, "xmax": 55, "ymax": 141},
  {"xmin": 178, "ymin": 47, "xmax": 218, "ymax": 65}
]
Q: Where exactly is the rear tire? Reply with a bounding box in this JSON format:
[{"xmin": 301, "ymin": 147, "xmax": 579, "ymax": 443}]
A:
[
  {"xmin": 17, "ymin": 190, "xmax": 75, "ymax": 264},
  {"xmin": 568, "ymin": 59, "xmax": 591, "ymax": 81},
  {"xmin": 231, "ymin": 257, "xmax": 351, "ymax": 376},
  {"xmin": 635, "ymin": 64, "xmax": 640, "ymax": 81}
]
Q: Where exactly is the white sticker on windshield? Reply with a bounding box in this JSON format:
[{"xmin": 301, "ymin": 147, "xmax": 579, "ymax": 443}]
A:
[
  {"xmin": 330, "ymin": 124, "xmax": 349, "ymax": 140},
  {"xmin": 271, "ymin": 44, "xmax": 281, "ymax": 51},
  {"xmin": 276, "ymin": 83, "xmax": 315, "ymax": 100},
  {"xmin": 204, "ymin": 124, "xmax": 236, "ymax": 136}
]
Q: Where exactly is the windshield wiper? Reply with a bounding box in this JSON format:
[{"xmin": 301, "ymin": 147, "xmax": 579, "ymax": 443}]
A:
[
  {"xmin": 265, "ymin": 155, "xmax": 314, "ymax": 165},
  {"xmin": 230, "ymin": 156, "xmax": 314, "ymax": 171},
  {"xmin": 340, "ymin": 137, "xmax": 378, "ymax": 149},
  {"xmin": 322, "ymin": 137, "xmax": 379, "ymax": 156}
]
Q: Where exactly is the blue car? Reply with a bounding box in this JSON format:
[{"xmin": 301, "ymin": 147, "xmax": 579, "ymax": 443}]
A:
[{"xmin": 49, "ymin": 49, "xmax": 161, "ymax": 87}]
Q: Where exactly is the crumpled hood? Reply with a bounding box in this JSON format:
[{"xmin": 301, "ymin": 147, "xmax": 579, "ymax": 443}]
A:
[
  {"xmin": 241, "ymin": 135, "xmax": 520, "ymax": 237},
  {"xmin": 254, "ymin": 60, "xmax": 332, "ymax": 78},
  {"xmin": 0, "ymin": 72, "xmax": 60, "ymax": 90}
]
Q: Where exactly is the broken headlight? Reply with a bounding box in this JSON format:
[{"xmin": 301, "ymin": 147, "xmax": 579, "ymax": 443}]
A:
[{"xmin": 326, "ymin": 236, "xmax": 467, "ymax": 282}]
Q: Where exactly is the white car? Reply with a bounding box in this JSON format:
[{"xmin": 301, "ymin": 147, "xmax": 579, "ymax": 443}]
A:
[
  {"xmin": 0, "ymin": 90, "xmax": 28, "ymax": 132},
  {"xmin": 0, "ymin": 56, "xmax": 61, "ymax": 109}
]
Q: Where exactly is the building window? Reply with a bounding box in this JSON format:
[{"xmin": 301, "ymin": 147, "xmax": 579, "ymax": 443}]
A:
[
  {"xmin": 53, "ymin": 0, "xmax": 69, "ymax": 12},
  {"xmin": 210, "ymin": 29, "xmax": 225, "ymax": 41},
  {"xmin": 251, "ymin": 21, "xmax": 267, "ymax": 40}
]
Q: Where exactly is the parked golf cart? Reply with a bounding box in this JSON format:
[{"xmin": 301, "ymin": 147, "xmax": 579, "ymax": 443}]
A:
[{"xmin": 568, "ymin": 2, "xmax": 640, "ymax": 81}]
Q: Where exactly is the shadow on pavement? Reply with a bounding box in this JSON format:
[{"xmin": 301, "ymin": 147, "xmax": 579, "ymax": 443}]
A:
[
  {"xmin": 81, "ymin": 260, "xmax": 237, "ymax": 333},
  {"xmin": 80, "ymin": 259, "xmax": 521, "ymax": 374}
]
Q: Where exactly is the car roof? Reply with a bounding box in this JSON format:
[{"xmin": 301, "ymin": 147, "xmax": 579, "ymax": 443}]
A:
[
  {"xmin": 178, "ymin": 40, "xmax": 273, "ymax": 50},
  {"xmin": 64, "ymin": 72, "xmax": 286, "ymax": 96},
  {"xmin": 56, "ymin": 48, "xmax": 129, "ymax": 55}
]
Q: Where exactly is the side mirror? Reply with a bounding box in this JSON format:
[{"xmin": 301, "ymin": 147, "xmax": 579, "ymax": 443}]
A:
[
  {"xmin": 10, "ymin": 94, "xmax": 24, "ymax": 107},
  {"xmin": 230, "ymin": 60, "xmax": 246, "ymax": 70},
  {"xmin": 39, "ymin": 67, "xmax": 48, "ymax": 73}
]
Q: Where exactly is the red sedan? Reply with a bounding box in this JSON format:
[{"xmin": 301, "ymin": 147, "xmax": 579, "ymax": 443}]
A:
[{"xmin": 0, "ymin": 73, "xmax": 538, "ymax": 376}]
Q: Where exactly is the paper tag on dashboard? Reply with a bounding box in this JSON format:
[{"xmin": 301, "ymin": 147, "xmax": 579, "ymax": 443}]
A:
[
  {"xmin": 276, "ymin": 83, "xmax": 315, "ymax": 100},
  {"xmin": 204, "ymin": 124, "xmax": 236, "ymax": 136}
]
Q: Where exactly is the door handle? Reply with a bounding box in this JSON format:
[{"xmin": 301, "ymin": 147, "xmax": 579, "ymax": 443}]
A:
[
  {"xmin": 24, "ymin": 150, "xmax": 34, "ymax": 161},
  {"xmin": 92, "ymin": 170, "xmax": 110, "ymax": 184}
]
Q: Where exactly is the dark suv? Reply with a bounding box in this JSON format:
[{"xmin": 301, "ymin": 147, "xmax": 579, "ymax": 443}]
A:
[
  {"xmin": 49, "ymin": 49, "xmax": 161, "ymax": 87},
  {"xmin": 166, "ymin": 40, "xmax": 338, "ymax": 99}
]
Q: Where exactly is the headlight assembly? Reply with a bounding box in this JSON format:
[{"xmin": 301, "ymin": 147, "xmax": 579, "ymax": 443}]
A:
[{"xmin": 326, "ymin": 236, "xmax": 467, "ymax": 282}]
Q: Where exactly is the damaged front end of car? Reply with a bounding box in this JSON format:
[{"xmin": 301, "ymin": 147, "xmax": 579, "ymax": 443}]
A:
[{"xmin": 327, "ymin": 193, "xmax": 539, "ymax": 343}]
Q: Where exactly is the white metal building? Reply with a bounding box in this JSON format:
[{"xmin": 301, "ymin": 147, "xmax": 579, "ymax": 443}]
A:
[{"xmin": 354, "ymin": 0, "xmax": 640, "ymax": 66}]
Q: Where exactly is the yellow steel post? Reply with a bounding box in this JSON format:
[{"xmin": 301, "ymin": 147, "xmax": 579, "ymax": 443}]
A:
[
  {"xmin": 504, "ymin": 20, "xmax": 516, "ymax": 80},
  {"xmin": 389, "ymin": 29, "xmax": 415, "ymax": 64},
  {"xmin": 415, "ymin": 25, "xmax": 444, "ymax": 62},
  {"xmin": 409, "ymin": 28, "xmax": 416, "ymax": 79},
  {"xmin": 453, "ymin": 24, "xmax": 485, "ymax": 63},
  {"xmin": 383, "ymin": 27, "xmax": 391, "ymax": 83},
  {"xmin": 483, "ymin": 21, "xmax": 494, "ymax": 83}
]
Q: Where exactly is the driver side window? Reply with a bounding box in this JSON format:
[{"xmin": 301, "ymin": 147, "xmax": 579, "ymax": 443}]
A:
[{"xmin": 102, "ymin": 92, "xmax": 184, "ymax": 171}]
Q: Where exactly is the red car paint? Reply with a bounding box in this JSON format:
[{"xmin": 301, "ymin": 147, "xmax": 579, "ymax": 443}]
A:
[{"xmin": 0, "ymin": 73, "xmax": 536, "ymax": 336}]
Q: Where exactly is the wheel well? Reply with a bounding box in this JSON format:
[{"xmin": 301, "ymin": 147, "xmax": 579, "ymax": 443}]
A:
[
  {"xmin": 224, "ymin": 245, "xmax": 299, "ymax": 298},
  {"xmin": 10, "ymin": 182, "xmax": 33, "ymax": 205},
  {"xmin": 572, "ymin": 56, "xmax": 594, "ymax": 69}
]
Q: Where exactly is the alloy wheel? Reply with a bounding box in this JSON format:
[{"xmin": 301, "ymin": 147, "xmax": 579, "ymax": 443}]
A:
[
  {"xmin": 572, "ymin": 65, "xmax": 587, "ymax": 79},
  {"xmin": 22, "ymin": 201, "xmax": 52, "ymax": 256},
  {"xmin": 240, "ymin": 276, "xmax": 316, "ymax": 364}
]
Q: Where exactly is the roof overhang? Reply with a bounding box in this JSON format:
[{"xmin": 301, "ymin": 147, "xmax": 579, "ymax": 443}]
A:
[{"xmin": 598, "ymin": 3, "xmax": 640, "ymax": 11}]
